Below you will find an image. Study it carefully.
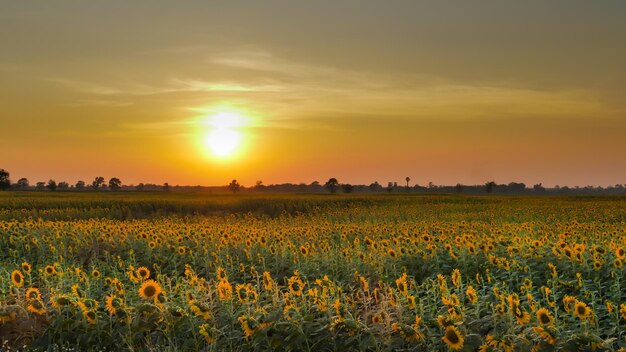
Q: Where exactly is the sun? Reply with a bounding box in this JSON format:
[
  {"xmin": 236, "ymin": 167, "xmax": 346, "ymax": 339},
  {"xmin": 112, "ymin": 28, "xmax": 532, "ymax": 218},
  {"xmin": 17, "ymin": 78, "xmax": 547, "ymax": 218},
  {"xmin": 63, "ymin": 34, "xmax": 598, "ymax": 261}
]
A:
[
  {"xmin": 201, "ymin": 111, "xmax": 248, "ymax": 159},
  {"xmin": 206, "ymin": 128, "xmax": 241, "ymax": 157}
]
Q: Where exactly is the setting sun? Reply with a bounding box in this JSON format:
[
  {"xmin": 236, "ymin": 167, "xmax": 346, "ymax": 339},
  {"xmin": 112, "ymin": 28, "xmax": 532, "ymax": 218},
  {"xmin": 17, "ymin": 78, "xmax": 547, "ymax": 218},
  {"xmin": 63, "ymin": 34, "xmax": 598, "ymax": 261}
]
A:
[
  {"xmin": 206, "ymin": 128, "xmax": 241, "ymax": 157},
  {"xmin": 202, "ymin": 111, "xmax": 249, "ymax": 159}
]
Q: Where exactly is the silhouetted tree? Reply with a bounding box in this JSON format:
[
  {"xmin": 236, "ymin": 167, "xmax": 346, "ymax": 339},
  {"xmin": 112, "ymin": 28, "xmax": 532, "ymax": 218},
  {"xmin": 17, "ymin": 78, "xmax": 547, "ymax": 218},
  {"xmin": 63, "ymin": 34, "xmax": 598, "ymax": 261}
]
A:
[
  {"xmin": 405, "ymin": 177, "xmax": 411, "ymax": 191},
  {"xmin": 341, "ymin": 184, "xmax": 354, "ymax": 194},
  {"xmin": 75, "ymin": 180, "xmax": 86, "ymax": 190},
  {"xmin": 324, "ymin": 178, "xmax": 339, "ymax": 193},
  {"xmin": 163, "ymin": 183, "xmax": 170, "ymax": 192},
  {"xmin": 485, "ymin": 181, "xmax": 496, "ymax": 194},
  {"xmin": 369, "ymin": 181, "xmax": 383, "ymax": 192},
  {"xmin": 228, "ymin": 179, "xmax": 241, "ymax": 193},
  {"xmin": 455, "ymin": 183, "xmax": 464, "ymax": 193},
  {"xmin": 533, "ymin": 183, "xmax": 546, "ymax": 193},
  {"xmin": 109, "ymin": 178, "xmax": 122, "ymax": 191},
  {"xmin": 92, "ymin": 176, "xmax": 105, "ymax": 190},
  {"xmin": 0, "ymin": 169, "xmax": 10, "ymax": 191},
  {"xmin": 135, "ymin": 183, "xmax": 145, "ymax": 191},
  {"xmin": 58, "ymin": 181, "xmax": 69, "ymax": 190},
  {"xmin": 17, "ymin": 178, "xmax": 29, "ymax": 190},
  {"xmin": 46, "ymin": 180, "xmax": 57, "ymax": 191},
  {"xmin": 36, "ymin": 182, "xmax": 45, "ymax": 190},
  {"xmin": 387, "ymin": 182, "xmax": 394, "ymax": 192}
]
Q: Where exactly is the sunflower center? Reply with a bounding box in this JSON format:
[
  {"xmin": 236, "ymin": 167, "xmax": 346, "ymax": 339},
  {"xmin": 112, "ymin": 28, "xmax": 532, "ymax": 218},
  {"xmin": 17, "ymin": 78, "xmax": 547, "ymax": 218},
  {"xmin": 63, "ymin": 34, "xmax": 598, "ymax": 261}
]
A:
[
  {"xmin": 144, "ymin": 285, "xmax": 156, "ymax": 297},
  {"xmin": 446, "ymin": 329, "xmax": 460, "ymax": 344}
]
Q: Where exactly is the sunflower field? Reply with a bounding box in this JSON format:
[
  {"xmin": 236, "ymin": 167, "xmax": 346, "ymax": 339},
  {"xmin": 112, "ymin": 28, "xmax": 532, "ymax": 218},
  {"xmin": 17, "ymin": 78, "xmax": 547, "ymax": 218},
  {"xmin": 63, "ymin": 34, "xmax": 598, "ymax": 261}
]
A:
[{"xmin": 1, "ymin": 192, "xmax": 626, "ymax": 351}]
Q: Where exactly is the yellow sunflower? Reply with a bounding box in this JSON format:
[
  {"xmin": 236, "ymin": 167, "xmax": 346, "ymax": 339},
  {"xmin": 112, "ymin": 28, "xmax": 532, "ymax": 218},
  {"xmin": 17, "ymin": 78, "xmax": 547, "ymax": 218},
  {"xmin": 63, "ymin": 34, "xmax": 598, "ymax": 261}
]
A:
[
  {"xmin": 287, "ymin": 276, "xmax": 305, "ymax": 296},
  {"xmin": 27, "ymin": 299, "xmax": 46, "ymax": 316},
  {"xmin": 536, "ymin": 307, "xmax": 554, "ymax": 325},
  {"xmin": 21, "ymin": 262, "xmax": 32, "ymax": 274},
  {"xmin": 136, "ymin": 266, "xmax": 150, "ymax": 280},
  {"xmin": 25, "ymin": 287, "xmax": 41, "ymax": 301},
  {"xmin": 262, "ymin": 271, "xmax": 274, "ymax": 291},
  {"xmin": 44, "ymin": 265, "xmax": 57, "ymax": 276},
  {"xmin": 574, "ymin": 300, "xmax": 590, "ymax": 319},
  {"xmin": 442, "ymin": 326, "xmax": 464, "ymax": 350},
  {"xmin": 11, "ymin": 270, "xmax": 24, "ymax": 288},
  {"xmin": 138, "ymin": 280, "xmax": 162, "ymax": 300},
  {"xmin": 83, "ymin": 310, "xmax": 97, "ymax": 324}
]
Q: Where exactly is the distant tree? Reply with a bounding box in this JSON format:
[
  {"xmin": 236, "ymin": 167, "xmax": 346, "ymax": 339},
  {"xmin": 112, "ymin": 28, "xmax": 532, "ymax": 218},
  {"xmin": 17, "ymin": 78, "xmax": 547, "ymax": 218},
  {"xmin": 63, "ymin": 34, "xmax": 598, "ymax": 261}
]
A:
[
  {"xmin": 369, "ymin": 181, "xmax": 383, "ymax": 192},
  {"xmin": 428, "ymin": 182, "xmax": 435, "ymax": 189},
  {"xmin": 46, "ymin": 180, "xmax": 57, "ymax": 191},
  {"xmin": 58, "ymin": 181, "xmax": 69, "ymax": 190},
  {"xmin": 92, "ymin": 176, "xmax": 105, "ymax": 190},
  {"xmin": 0, "ymin": 169, "xmax": 10, "ymax": 191},
  {"xmin": 17, "ymin": 178, "xmax": 29, "ymax": 190},
  {"xmin": 533, "ymin": 183, "xmax": 546, "ymax": 193},
  {"xmin": 36, "ymin": 182, "xmax": 46, "ymax": 190},
  {"xmin": 135, "ymin": 183, "xmax": 145, "ymax": 191},
  {"xmin": 163, "ymin": 183, "xmax": 170, "ymax": 192},
  {"xmin": 310, "ymin": 181, "xmax": 320, "ymax": 186},
  {"xmin": 109, "ymin": 177, "xmax": 122, "ymax": 191},
  {"xmin": 254, "ymin": 180, "xmax": 266, "ymax": 191},
  {"xmin": 324, "ymin": 178, "xmax": 339, "ymax": 194},
  {"xmin": 341, "ymin": 184, "xmax": 354, "ymax": 194},
  {"xmin": 405, "ymin": 177, "xmax": 411, "ymax": 191},
  {"xmin": 387, "ymin": 182, "xmax": 394, "ymax": 192},
  {"xmin": 455, "ymin": 183, "xmax": 464, "ymax": 193},
  {"xmin": 75, "ymin": 180, "xmax": 86, "ymax": 190},
  {"xmin": 485, "ymin": 181, "xmax": 496, "ymax": 194},
  {"xmin": 228, "ymin": 179, "xmax": 241, "ymax": 193}
]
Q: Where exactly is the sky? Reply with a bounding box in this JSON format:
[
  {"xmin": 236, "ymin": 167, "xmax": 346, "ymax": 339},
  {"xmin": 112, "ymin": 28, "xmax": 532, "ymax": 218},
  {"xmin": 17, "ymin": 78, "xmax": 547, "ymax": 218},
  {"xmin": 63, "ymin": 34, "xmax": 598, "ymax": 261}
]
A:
[{"xmin": 1, "ymin": 1, "xmax": 625, "ymax": 187}]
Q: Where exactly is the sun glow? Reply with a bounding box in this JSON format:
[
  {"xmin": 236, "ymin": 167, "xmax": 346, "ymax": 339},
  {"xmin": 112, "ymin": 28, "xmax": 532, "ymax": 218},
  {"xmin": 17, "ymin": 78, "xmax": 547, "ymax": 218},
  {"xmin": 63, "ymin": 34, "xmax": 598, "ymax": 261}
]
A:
[{"xmin": 201, "ymin": 110, "xmax": 249, "ymax": 159}]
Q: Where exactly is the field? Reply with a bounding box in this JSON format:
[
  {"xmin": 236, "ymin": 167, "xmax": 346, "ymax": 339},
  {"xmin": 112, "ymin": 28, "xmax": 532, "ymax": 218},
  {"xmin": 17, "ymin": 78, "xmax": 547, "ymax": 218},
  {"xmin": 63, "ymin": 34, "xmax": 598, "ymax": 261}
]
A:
[{"xmin": 1, "ymin": 192, "xmax": 626, "ymax": 351}]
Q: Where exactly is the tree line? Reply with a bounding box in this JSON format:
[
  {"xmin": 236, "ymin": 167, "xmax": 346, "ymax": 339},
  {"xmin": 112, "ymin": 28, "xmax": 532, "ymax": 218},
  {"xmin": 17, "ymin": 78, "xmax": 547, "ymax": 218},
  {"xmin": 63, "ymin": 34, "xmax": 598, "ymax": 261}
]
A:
[{"xmin": 1, "ymin": 169, "xmax": 625, "ymax": 195}]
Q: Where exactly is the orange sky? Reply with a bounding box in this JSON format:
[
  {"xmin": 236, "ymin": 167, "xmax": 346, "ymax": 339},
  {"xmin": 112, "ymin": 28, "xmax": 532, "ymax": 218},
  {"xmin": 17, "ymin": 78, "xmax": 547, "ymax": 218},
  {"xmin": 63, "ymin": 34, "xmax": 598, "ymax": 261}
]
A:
[{"xmin": 1, "ymin": 1, "xmax": 626, "ymax": 187}]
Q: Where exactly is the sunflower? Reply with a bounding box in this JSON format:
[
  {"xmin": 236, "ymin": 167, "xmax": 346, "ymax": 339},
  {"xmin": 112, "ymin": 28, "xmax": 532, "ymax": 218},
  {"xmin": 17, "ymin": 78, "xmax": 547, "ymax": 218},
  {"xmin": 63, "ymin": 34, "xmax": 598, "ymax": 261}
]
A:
[
  {"xmin": 408, "ymin": 295, "xmax": 417, "ymax": 309},
  {"xmin": 91, "ymin": 270, "xmax": 101, "ymax": 279},
  {"xmin": 190, "ymin": 302, "xmax": 212, "ymax": 320},
  {"xmin": 451, "ymin": 269, "xmax": 461, "ymax": 288},
  {"xmin": 25, "ymin": 287, "xmax": 41, "ymax": 301},
  {"xmin": 238, "ymin": 316, "xmax": 254, "ymax": 339},
  {"xmin": 371, "ymin": 313, "xmax": 383, "ymax": 324},
  {"xmin": 177, "ymin": 246, "xmax": 186, "ymax": 255},
  {"xmin": 11, "ymin": 270, "xmax": 24, "ymax": 288},
  {"xmin": 299, "ymin": 246, "xmax": 309, "ymax": 256},
  {"xmin": 51, "ymin": 294, "xmax": 72, "ymax": 308},
  {"xmin": 593, "ymin": 260, "xmax": 602, "ymax": 271},
  {"xmin": 466, "ymin": 285, "xmax": 477, "ymax": 304},
  {"xmin": 216, "ymin": 267, "xmax": 227, "ymax": 281},
  {"xmin": 536, "ymin": 308, "xmax": 553, "ymax": 325},
  {"xmin": 395, "ymin": 273, "xmax": 409, "ymax": 297},
  {"xmin": 574, "ymin": 300, "xmax": 590, "ymax": 319},
  {"xmin": 619, "ymin": 303, "xmax": 626, "ymax": 320},
  {"xmin": 44, "ymin": 265, "xmax": 57, "ymax": 276},
  {"xmin": 136, "ymin": 266, "xmax": 150, "ymax": 280},
  {"xmin": 21, "ymin": 262, "xmax": 32, "ymax": 274},
  {"xmin": 199, "ymin": 323, "xmax": 216, "ymax": 344},
  {"xmin": 148, "ymin": 241, "xmax": 156, "ymax": 249},
  {"xmin": 359, "ymin": 276, "xmax": 369, "ymax": 292},
  {"xmin": 614, "ymin": 258, "xmax": 623, "ymax": 269},
  {"xmin": 27, "ymin": 299, "xmax": 46, "ymax": 316},
  {"xmin": 83, "ymin": 310, "xmax": 97, "ymax": 324},
  {"xmin": 532, "ymin": 326, "xmax": 556, "ymax": 345},
  {"xmin": 105, "ymin": 295, "xmax": 119, "ymax": 315},
  {"xmin": 217, "ymin": 279, "xmax": 233, "ymax": 300},
  {"xmin": 616, "ymin": 247, "xmax": 625, "ymax": 259},
  {"xmin": 442, "ymin": 326, "xmax": 464, "ymax": 350},
  {"xmin": 138, "ymin": 280, "xmax": 162, "ymax": 300},
  {"xmin": 287, "ymin": 276, "xmax": 305, "ymax": 296}
]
